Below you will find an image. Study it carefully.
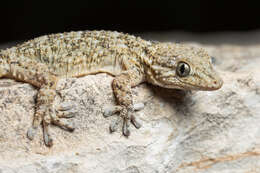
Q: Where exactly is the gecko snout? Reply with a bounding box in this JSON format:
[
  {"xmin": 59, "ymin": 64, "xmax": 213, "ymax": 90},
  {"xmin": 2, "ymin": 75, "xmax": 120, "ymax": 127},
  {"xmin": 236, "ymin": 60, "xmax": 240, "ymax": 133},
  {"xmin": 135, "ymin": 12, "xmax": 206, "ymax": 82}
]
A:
[{"xmin": 208, "ymin": 77, "xmax": 223, "ymax": 90}]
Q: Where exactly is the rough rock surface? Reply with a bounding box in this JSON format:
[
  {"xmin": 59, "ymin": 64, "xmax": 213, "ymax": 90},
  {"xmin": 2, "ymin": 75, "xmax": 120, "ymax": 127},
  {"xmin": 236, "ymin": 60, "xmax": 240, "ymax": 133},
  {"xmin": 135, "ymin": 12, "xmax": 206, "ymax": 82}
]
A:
[{"xmin": 0, "ymin": 33, "xmax": 260, "ymax": 173}]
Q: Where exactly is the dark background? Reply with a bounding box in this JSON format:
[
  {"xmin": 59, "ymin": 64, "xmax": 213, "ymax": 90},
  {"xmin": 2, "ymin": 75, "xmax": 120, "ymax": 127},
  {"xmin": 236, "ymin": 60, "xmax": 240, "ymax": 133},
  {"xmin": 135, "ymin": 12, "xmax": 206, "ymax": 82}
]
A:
[{"xmin": 0, "ymin": 0, "xmax": 260, "ymax": 44}]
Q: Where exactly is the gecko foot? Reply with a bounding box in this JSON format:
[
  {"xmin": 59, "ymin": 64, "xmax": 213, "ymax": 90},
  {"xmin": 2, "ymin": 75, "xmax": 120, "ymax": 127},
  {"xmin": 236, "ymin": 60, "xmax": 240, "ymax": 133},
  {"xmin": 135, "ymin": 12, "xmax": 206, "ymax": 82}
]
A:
[
  {"xmin": 27, "ymin": 101, "xmax": 77, "ymax": 146},
  {"xmin": 103, "ymin": 103, "xmax": 144, "ymax": 136}
]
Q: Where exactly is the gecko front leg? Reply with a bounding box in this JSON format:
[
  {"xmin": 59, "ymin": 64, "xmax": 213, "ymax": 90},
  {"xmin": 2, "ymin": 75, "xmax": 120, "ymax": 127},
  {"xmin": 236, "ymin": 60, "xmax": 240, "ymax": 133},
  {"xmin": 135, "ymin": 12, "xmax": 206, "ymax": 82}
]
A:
[{"xmin": 104, "ymin": 70, "xmax": 145, "ymax": 136}]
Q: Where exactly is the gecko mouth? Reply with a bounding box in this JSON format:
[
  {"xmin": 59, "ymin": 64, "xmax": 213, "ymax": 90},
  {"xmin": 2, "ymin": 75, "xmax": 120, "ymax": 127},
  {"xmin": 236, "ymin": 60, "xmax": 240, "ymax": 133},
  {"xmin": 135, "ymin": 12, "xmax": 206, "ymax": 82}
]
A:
[{"xmin": 176, "ymin": 78, "xmax": 223, "ymax": 91}]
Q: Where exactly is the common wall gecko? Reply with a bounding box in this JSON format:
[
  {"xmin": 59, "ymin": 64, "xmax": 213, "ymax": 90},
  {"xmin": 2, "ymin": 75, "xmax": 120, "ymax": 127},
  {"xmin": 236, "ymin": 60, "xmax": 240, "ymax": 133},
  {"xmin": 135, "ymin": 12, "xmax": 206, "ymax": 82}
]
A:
[{"xmin": 0, "ymin": 30, "xmax": 223, "ymax": 146}]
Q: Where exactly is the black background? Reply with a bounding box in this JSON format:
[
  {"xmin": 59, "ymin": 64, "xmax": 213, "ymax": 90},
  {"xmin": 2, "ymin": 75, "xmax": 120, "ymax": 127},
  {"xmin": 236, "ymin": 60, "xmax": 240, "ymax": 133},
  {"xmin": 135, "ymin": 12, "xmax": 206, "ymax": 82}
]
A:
[{"xmin": 0, "ymin": 0, "xmax": 260, "ymax": 43}]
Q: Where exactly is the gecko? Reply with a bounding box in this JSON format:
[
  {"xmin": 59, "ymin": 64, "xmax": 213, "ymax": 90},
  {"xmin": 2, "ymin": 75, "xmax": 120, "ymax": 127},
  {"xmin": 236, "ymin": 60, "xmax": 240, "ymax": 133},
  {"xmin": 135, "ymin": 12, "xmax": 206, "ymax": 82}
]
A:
[{"xmin": 0, "ymin": 30, "xmax": 223, "ymax": 147}]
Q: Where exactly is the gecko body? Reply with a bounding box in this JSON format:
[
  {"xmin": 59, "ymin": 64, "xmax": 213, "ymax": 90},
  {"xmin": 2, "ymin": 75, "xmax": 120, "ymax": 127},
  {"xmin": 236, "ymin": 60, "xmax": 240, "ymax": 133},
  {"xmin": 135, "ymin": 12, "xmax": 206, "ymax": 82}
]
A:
[{"xmin": 0, "ymin": 31, "xmax": 223, "ymax": 146}]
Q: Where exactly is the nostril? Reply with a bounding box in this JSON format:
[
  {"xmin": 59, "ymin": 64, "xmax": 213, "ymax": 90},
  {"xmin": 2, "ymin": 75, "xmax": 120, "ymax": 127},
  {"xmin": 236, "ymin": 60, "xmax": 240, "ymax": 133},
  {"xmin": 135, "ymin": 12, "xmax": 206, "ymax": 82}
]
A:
[{"xmin": 213, "ymin": 81, "xmax": 217, "ymax": 85}]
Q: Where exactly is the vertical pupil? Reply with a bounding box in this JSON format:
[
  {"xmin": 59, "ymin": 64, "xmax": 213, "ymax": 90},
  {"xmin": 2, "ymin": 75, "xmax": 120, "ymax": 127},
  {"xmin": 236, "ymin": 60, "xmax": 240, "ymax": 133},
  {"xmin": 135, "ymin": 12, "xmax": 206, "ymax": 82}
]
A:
[{"xmin": 180, "ymin": 64, "xmax": 185, "ymax": 74}]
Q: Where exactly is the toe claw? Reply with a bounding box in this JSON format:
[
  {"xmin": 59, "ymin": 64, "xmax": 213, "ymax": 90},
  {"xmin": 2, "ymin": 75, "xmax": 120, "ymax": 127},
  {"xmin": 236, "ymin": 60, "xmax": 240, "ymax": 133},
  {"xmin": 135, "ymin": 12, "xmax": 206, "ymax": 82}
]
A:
[
  {"xmin": 27, "ymin": 127, "xmax": 37, "ymax": 140},
  {"xmin": 109, "ymin": 125, "xmax": 116, "ymax": 133},
  {"xmin": 109, "ymin": 117, "xmax": 121, "ymax": 133},
  {"xmin": 123, "ymin": 119, "xmax": 130, "ymax": 136},
  {"xmin": 44, "ymin": 134, "xmax": 53, "ymax": 147},
  {"xmin": 123, "ymin": 126, "xmax": 130, "ymax": 136},
  {"xmin": 131, "ymin": 116, "xmax": 142, "ymax": 129},
  {"xmin": 66, "ymin": 122, "xmax": 75, "ymax": 132}
]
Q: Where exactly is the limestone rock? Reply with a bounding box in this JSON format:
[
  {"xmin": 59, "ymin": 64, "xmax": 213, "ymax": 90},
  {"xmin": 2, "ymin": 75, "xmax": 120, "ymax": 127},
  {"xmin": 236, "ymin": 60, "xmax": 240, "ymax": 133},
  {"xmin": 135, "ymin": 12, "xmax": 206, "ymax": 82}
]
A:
[{"xmin": 0, "ymin": 35, "xmax": 260, "ymax": 173}]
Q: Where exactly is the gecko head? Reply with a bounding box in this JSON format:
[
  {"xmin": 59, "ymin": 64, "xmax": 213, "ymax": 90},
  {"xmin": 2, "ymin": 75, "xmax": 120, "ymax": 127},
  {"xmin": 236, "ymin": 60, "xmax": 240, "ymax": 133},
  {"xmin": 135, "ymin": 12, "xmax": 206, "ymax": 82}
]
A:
[{"xmin": 145, "ymin": 42, "xmax": 223, "ymax": 91}]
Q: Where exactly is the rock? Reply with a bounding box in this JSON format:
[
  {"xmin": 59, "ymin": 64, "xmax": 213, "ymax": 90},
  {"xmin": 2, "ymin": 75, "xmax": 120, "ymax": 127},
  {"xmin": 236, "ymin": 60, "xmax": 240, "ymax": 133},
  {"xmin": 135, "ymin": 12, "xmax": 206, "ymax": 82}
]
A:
[{"xmin": 0, "ymin": 34, "xmax": 260, "ymax": 173}]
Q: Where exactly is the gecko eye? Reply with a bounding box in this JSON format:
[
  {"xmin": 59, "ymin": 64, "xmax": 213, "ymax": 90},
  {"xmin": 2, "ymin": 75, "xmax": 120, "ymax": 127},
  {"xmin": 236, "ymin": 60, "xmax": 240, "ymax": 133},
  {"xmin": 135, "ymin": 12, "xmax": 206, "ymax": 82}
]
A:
[{"xmin": 176, "ymin": 61, "xmax": 190, "ymax": 77}]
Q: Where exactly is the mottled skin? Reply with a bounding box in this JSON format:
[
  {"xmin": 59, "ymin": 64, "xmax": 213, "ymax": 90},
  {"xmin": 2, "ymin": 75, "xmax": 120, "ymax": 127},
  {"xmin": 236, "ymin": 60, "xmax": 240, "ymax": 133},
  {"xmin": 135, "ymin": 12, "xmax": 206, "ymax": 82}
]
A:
[{"xmin": 0, "ymin": 30, "xmax": 223, "ymax": 146}]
